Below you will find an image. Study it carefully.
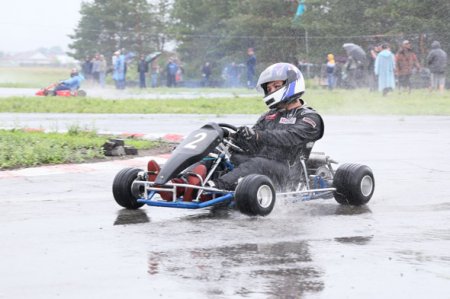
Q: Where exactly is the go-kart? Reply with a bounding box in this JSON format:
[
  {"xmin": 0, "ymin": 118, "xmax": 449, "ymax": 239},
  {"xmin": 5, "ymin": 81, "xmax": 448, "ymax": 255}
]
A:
[
  {"xmin": 112, "ymin": 123, "xmax": 375, "ymax": 216},
  {"xmin": 35, "ymin": 83, "xmax": 87, "ymax": 97}
]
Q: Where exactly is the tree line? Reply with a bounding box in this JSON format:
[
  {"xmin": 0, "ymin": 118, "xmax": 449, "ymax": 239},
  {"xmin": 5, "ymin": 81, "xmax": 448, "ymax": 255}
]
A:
[{"xmin": 69, "ymin": 0, "xmax": 450, "ymax": 79}]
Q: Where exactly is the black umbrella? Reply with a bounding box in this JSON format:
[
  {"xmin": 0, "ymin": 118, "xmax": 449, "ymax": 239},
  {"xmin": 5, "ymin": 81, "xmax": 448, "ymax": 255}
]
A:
[{"xmin": 343, "ymin": 43, "xmax": 367, "ymax": 62}]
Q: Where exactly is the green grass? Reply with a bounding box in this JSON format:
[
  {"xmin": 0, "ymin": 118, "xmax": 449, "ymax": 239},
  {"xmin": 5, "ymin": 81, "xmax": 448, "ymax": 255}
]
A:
[
  {"xmin": 0, "ymin": 67, "xmax": 68, "ymax": 88},
  {"xmin": 0, "ymin": 128, "xmax": 162, "ymax": 169},
  {"xmin": 0, "ymin": 88, "xmax": 449, "ymax": 115},
  {"xmin": 306, "ymin": 89, "xmax": 450, "ymax": 115},
  {"xmin": 1, "ymin": 66, "xmax": 449, "ymax": 115}
]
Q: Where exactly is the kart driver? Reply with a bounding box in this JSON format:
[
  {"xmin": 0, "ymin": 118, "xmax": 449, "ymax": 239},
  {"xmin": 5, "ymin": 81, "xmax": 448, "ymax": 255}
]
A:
[
  {"xmin": 210, "ymin": 62, "xmax": 324, "ymax": 190},
  {"xmin": 147, "ymin": 62, "xmax": 324, "ymax": 200},
  {"xmin": 53, "ymin": 68, "xmax": 85, "ymax": 93}
]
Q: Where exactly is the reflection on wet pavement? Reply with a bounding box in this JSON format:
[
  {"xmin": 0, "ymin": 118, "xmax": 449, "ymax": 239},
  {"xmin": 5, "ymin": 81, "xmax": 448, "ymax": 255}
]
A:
[
  {"xmin": 305, "ymin": 203, "xmax": 372, "ymax": 217},
  {"xmin": 334, "ymin": 235, "xmax": 373, "ymax": 245},
  {"xmin": 148, "ymin": 240, "xmax": 324, "ymax": 298}
]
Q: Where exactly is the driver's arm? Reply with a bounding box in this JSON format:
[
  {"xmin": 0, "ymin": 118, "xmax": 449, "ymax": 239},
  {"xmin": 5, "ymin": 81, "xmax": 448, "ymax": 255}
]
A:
[{"xmin": 256, "ymin": 113, "xmax": 323, "ymax": 146}]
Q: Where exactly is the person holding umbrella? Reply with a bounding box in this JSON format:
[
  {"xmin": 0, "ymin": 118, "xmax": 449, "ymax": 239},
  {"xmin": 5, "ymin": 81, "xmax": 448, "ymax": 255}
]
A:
[
  {"xmin": 343, "ymin": 43, "xmax": 367, "ymax": 88},
  {"xmin": 145, "ymin": 52, "xmax": 162, "ymax": 88}
]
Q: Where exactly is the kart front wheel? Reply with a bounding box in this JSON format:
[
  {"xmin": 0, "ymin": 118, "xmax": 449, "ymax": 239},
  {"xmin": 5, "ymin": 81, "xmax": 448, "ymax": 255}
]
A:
[
  {"xmin": 77, "ymin": 90, "xmax": 87, "ymax": 97},
  {"xmin": 333, "ymin": 163, "xmax": 375, "ymax": 205},
  {"xmin": 235, "ymin": 174, "xmax": 276, "ymax": 216},
  {"xmin": 112, "ymin": 167, "xmax": 145, "ymax": 209}
]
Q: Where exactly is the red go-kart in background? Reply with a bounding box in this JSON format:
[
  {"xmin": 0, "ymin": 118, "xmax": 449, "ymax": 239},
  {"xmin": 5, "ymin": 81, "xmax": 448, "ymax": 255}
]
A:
[{"xmin": 36, "ymin": 83, "xmax": 87, "ymax": 97}]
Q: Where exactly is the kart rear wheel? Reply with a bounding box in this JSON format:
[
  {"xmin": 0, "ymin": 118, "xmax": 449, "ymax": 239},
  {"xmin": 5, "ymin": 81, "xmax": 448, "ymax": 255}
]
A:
[
  {"xmin": 77, "ymin": 90, "xmax": 87, "ymax": 97},
  {"xmin": 112, "ymin": 167, "xmax": 145, "ymax": 209},
  {"xmin": 235, "ymin": 174, "xmax": 276, "ymax": 216},
  {"xmin": 333, "ymin": 163, "xmax": 375, "ymax": 205}
]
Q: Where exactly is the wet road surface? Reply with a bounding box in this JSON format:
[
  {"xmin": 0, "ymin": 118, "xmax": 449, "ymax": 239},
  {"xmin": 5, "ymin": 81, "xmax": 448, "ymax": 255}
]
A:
[
  {"xmin": 0, "ymin": 87, "xmax": 257, "ymax": 100},
  {"xmin": 1, "ymin": 115, "xmax": 450, "ymax": 298}
]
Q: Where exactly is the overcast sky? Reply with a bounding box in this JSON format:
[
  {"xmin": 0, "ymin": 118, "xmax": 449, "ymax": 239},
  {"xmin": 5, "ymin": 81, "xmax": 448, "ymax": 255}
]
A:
[{"xmin": 0, "ymin": 0, "xmax": 90, "ymax": 53}]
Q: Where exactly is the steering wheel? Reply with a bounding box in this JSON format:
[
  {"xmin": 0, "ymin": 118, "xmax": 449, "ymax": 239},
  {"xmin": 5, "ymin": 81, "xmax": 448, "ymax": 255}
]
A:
[
  {"xmin": 218, "ymin": 123, "xmax": 245, "ymax": 152},
  {"xmin": 218, "ymin": 123, "xmax": 238, "ymax": 133}
]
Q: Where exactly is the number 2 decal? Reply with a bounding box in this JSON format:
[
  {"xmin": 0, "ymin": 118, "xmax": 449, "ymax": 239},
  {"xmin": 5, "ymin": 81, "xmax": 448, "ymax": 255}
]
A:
[{"xmin": 184, "ymin": 132, "xmax": 207, "ymax": 149}]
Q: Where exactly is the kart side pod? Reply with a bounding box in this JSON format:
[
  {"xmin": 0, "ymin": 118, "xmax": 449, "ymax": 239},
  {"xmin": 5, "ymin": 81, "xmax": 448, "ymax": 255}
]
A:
[{"xmin": 154, "ymin": 123, "xmax": 224, "ymax": 185}]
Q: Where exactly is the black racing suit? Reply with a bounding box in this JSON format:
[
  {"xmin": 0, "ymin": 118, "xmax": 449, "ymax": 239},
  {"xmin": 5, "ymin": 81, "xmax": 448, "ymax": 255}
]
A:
[{"xmin": 216, "ymin": 104, "xmax": 324, "ymax": 190}]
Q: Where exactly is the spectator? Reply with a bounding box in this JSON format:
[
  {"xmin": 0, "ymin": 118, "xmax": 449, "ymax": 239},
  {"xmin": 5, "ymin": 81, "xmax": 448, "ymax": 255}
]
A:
[
  {"xmin": 151, "ymin": 63, "xmax": 160, "ymax": 88},
  {"xmin": 374, "ymin": 43, "xmax": 396, "ymax": 96},
  {"xmin": 246, "ymin": 48, "xmax": 257, "ymax": 88},
  {"xmin": 81, "ymin": 56, "xmax": 93, "ymax": 82},
  {"xmin": 166, "ymin": 58, "xmax": 178, "ymax": 87},
  {"xmin": 91, "ymin": 54, "xmax": 100, "ymax": 85},
  {"xmin": 222, "ymin": 62, "xmax": 239, "ymax": 88},
  {"xmin": 97, "ymin": 54, "xmax": 107, "ymax": 88},
  {"xmin": 112, "ymin": 51, "xmax": 120, "ymax": 88},
  {"xmin": 137, "ymin": 55, "xmax": 149, "ymax": 88},
  {"xmin": 395, "ymin": 40, "xmax": 421, "ymax": 93},
  {"xmin": 176, "ymin": 63, "xmax": 184, "ymax": 85},
  {"xmin": 113, "ymin": 51, "xmax": 126, "ymax": 89},
  {"xmin": 367, "ymin": 44, "xmax": 381, "ymax": 91},
  {"xmin": 201, "ymin": 62, "xmax": 212, "ymax": 87},
  {"xmin": 112, "ymin": 50, "xmax": 119, "ymax": 68},
  {"xmin": 427, "ymin": 40, "xmax": 448, "ymax": 93},
  {"xmin": 326, "ymin": 53, "xmax": 336, "ymax": 90},
  {"xmin": 344, "ymin": 55, "xmax": 358, "ymax": 89}
]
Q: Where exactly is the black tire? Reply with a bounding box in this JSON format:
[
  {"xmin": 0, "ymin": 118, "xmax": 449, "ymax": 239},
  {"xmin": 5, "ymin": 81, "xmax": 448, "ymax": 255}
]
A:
[
  {"xmin": 333, "ymin": 163, "xmax": 375, "ymax": 205},
  {"xmin": 77, "ymin": 90, "xmax": 87, "ymax": 97},
  {"xmin": 235, "ymin": 174, "xmax": 276, "ymax": 216},
  {"xmin": 112, "ymin": 167, "xmax": 145, "ymax": 209},
  {"xmin": 46, "ymin": 90, "xmax": 56, "ymax": 96}
]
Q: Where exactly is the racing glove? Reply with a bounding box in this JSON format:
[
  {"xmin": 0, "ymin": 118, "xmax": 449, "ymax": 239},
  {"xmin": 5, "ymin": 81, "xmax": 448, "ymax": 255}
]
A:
[
  {"xmin": 234, "ymin": 126, "xmax": 259, "ymax": 154},
  {"xmin": 237, "ymin": 126, "xmax": 257, "ymax": 141}
]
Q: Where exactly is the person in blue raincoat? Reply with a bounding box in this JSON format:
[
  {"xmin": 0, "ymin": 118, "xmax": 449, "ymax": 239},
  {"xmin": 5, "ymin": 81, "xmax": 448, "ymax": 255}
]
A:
[
  {"xmin": 54, "ymin": 68, "xmax": 84, "ymax": 93},
  {"xmin": 113, "ymin": 51, "xmax": 126, "ymax": 89},
  {"xmin": 166, "ymin": 58, "xmax": 178, "ymax": 87},
  {"xmin": 374, "ymin": 43, "xmax": 396, "ymax": 96}
]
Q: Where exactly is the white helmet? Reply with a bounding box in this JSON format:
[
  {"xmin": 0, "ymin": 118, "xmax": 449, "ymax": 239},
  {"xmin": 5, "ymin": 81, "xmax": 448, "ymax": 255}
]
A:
[{"xmin": 256, "ymin": 63, "xmax": 305, "ymax": 109}]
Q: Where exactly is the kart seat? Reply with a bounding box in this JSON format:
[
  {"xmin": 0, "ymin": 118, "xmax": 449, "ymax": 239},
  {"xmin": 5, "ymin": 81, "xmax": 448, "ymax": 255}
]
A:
[
  {"xmin": 284, "ymin": 142, "xmax": 315, "ymax": 190},
  {"xmin": 302, "ymin": 141, "xmax": 315, "ymax": 160}
]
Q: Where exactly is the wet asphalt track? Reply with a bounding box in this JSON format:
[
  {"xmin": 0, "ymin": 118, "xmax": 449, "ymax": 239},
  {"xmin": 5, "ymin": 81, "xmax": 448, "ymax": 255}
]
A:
[{"xmin": 1, "ymin": 114, "xmax": 450, "ymax": 298}]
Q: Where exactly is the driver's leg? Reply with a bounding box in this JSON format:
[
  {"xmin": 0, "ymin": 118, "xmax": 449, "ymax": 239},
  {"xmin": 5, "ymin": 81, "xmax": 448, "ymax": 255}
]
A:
[
  {"xmin": 214, "ymin": 157, "xmax": 288, "ymax": 190},
  {"xmin": 54, "ymin": 84, "xmax": 70, "ymax": 92}
]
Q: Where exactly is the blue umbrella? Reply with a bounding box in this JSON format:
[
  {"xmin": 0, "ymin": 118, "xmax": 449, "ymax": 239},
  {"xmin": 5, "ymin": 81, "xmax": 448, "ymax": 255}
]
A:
[{"xmin": 125, "ymin": 52, "xmax": 136, "ymax": 62}]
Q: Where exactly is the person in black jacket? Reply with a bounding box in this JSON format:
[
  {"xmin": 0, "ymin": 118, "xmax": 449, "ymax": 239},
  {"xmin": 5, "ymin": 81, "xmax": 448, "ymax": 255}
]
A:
[
  {"xmin": 137, "ymin": 55, "xmax": 149, "ymax": 88},
  {"xmin": 210, "ymin": 63, "xmax": 324, "ymax": 191},
  {"xmin": 427, "ymin": 41, "xmax": 448, "ymax": 93}
]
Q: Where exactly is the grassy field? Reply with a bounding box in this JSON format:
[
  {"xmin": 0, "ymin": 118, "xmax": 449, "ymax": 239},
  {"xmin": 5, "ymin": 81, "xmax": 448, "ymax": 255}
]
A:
[
  {"xmin": 0, "ymin": 128, "xmax": 162, "ymax": 169},
  {"xmin": 0, "ymin": 67, "xmax": 68, "ymax": 88},
  {"xmin": 0, "ymin": 66, "xmax": 449, "ymax": 115},
  {"xmin": 0, "ymin": 88, "xmax": 449, "ymax": 115}
]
